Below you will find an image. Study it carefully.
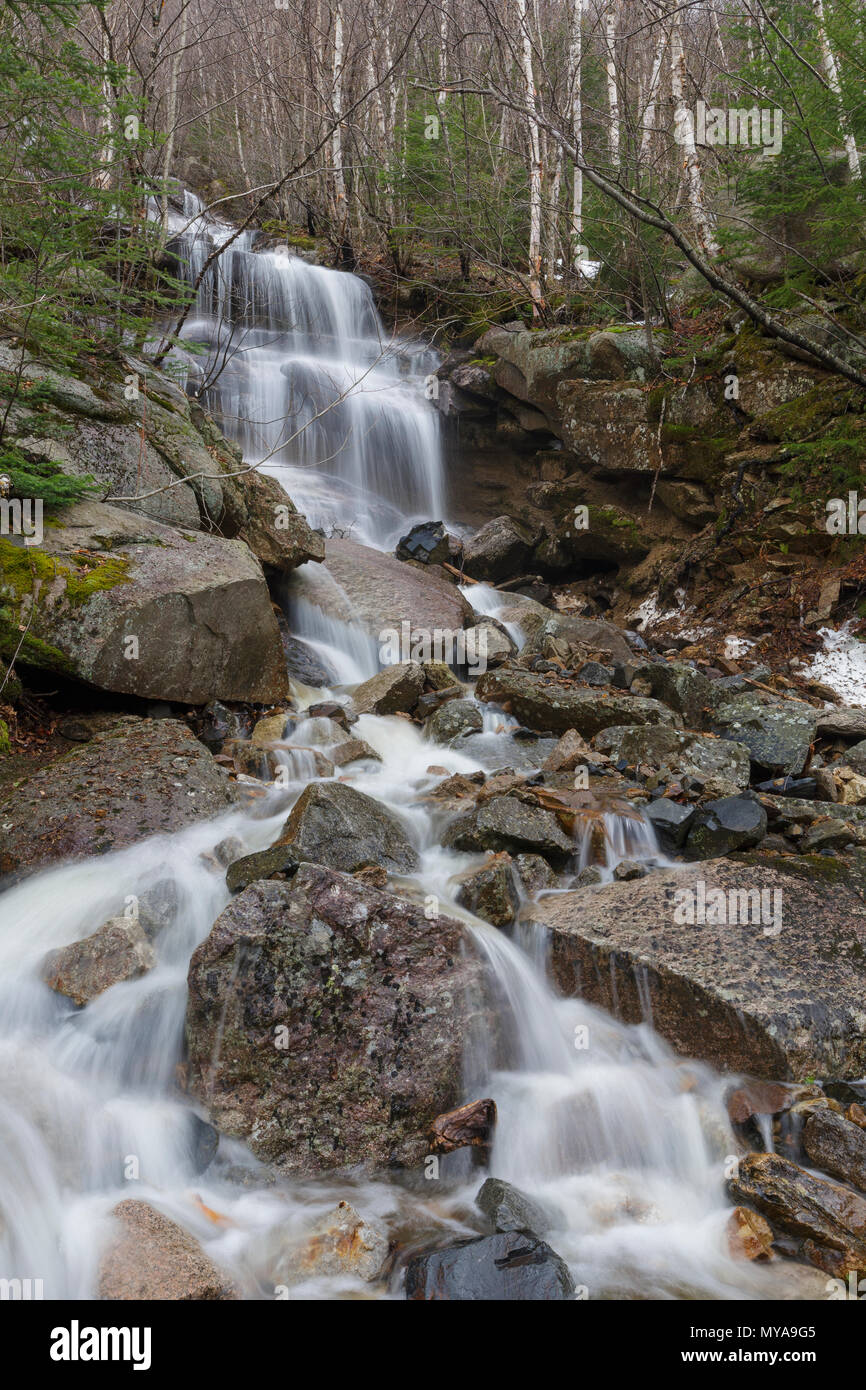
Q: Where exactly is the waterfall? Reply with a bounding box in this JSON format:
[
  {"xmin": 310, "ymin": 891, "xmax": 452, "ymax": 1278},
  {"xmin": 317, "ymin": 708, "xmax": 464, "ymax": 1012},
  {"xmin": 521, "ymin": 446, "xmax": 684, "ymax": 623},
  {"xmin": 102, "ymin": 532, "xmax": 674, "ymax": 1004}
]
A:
[{"xmin": 165, "ymin": 191, "xmax": 446, "ymax": 550}]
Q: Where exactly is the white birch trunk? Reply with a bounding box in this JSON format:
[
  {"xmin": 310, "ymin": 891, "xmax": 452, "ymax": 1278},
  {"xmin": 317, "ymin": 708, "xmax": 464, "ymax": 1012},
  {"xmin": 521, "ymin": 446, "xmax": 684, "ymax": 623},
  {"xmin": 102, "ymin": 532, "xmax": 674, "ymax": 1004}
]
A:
[
  {"xmin": 331, "ymin": 0, "xmax": 349, "ymax": 242},
  {"xmin": 639, "ymin": 20, "xmax": 668, "ymax": 163},
  {"xmin": 671, "ymin": 7, "xmax": 719, "ymax": 255},
  {"xmin": 516, "ymin": 0, "xmax": 543, "ymax": 309},
  {"xmin": 568, "ymin": 0, "xmax": 584, "ymax": 270},
  {"xmin": 604, "ymin": 5, "xmax": 621, "ymax": 170},
  {"xmin": 812, "ymin": 0, "xmax": 862, "ymax": 180}
]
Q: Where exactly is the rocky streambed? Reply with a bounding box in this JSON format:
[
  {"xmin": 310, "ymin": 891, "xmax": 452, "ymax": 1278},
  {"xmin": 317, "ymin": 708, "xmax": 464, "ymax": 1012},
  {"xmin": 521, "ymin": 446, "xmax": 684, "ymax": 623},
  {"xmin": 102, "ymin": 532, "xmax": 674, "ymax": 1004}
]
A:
[{"xmin": 2, "ymin": 532, "xmax": 866, "ymax": 1300}]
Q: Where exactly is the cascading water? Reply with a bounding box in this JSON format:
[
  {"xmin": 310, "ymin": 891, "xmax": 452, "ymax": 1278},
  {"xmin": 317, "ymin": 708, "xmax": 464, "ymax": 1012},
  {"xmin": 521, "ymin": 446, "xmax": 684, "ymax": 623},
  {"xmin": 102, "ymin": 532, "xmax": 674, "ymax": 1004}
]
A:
[
  {"xmin": 0, "ymin": 211, "xmax": 797, "ymax": 1302},
  {"xmin": 164, "ymin": 191, "xmax": 446, "ymax": 550}
]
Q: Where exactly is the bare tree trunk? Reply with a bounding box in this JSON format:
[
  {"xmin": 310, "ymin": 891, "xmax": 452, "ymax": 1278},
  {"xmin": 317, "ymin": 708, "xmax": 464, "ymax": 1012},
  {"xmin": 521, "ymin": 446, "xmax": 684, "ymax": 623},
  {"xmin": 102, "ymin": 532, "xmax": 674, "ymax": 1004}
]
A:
[
  {"xmin": 330, "ymin": 0, "xmax": 352, "ymax": 260},
  {"xmin": 604, "ymin": 3, "xmax": 621, "ymax": 170},
  {"xmin": 516, "ymin": 0, "xmax": 544, "ymax": 311},
  {"xmin": 568, "ymin": 0, "xmax": 584, "ymax": 270},
  {"xmin": 639, "ymin": 15, "xmax": 668, "ymax": 163},
  {"xmin": 812, "ymin": 0, "xmax": 862, "ymax": 180},
  {"xmin": 670, "ymin": 3, "xmax": 719, "ymax": 255}
]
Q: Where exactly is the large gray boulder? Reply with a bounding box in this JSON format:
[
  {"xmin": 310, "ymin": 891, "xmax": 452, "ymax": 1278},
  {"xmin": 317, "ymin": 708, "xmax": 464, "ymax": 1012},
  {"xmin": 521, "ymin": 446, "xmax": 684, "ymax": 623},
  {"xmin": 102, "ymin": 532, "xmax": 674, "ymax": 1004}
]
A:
[
  {"xmin": 185, "ymin": 867, "xmax": 490, "ymax": 1173},
  {"xmin": 0, "ymin": 716, "xmax": 237, "ymax": 880},
  {"xmin": 709, "ymin": 693, "xmax": 818, "ymax": 776},
  {"xmin": 534, "ymin": 859, "xmax": 866, "ymax": 1078},
  {"xmin": 444, "ymin": 795, "xmax": 573, "ymax": 863},
  {"xmin": 462, "ymin": 516, "xmax": 534, "ymax": 582},
  {"xmin": 476, "ymin": 666, "xmax": 681, "ymax": 737},
  {"xmin": 279, "ymin": 781, "xmax": 419, "ymax": 874},
  {"xmin": 316, "ymin": 537, "xmax": 472, "ymax": 636},
  {"xmin": 4, "ymin": 500, "xmax": 288, "ymax": 703}
]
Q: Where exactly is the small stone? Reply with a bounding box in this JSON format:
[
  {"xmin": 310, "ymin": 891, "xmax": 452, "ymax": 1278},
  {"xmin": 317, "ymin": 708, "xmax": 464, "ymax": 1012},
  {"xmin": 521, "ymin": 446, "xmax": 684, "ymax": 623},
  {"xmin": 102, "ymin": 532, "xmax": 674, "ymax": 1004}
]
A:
[{"xmin": 42, "ymin": 917, "xmax": 156, "ymax": 1007}]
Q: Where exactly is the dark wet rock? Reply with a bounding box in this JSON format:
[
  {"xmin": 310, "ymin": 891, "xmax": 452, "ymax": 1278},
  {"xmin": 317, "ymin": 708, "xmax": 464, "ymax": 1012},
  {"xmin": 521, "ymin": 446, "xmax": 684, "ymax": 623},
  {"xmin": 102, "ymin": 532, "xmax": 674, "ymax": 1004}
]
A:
[
  {"xmin": 577, "ymin": 661, "xmax": 613, "ymax": 687},
  {"xmin": 595, "ymin": 726, "xmax": 750, "ymax": 793},
  {"xmin": 709, "ymin": 694, "xmax": 818, "ymax": 776},
  {"xmin": 455, "ymin": 854, "xmax": 520, "ymax": 926},
  {"xmin": 644, "ymin": 798, "xmax": 696, "ymax": 849},
  {"xmin": 803, "ymin": 1110, "xmax": 866, "ymax": 1193},
  {"xmin": 98, "ymin": 1199, "xmax": 237, "ymax": 1300},
  {"xmin": 685, "ymin": 796, "xmax": 768, "ymax": 858},
  {"xmin": 574, "ymin": 865, "xmax": 603, "ymax": 886},
  {"xmin": 405, "ymin": 1230, "xmax": 575, "ymax": 1301},
  {"xmin": 280, "ymin": 781, "xmax": 419, "ymax": 875},
  {"xmin": 475, "ymin": 1177, "xmax": 553, "ymax": 1235},
  {"xmin": 306, "ymin": 702, "xmax": 352, "ymax": 728},
  {"xmin": 282, "ymin": 636, "xmax": 337, "ymax": 688},
  {"xmin": 225, "ymin": 841, "xmax": 304, "ymax": 892},
  {"xmin": 728, "ymin": 1153, "xmax": 866, "ymax": 1276},
  {"xmin": 352, "ymin": 662, "xmax": 425, "ymax": 715},
  {"xmin": 514, "ymin": 853, "xmax": 556, "ymax": 894},
  {"xmin": 443, "ymin": 795, "xmax": 573, "ymax": 863},
  {"xmin": 396, "ymin": 521, "xmax": 449, "ymax": 566},
  {"xmin": 41, "ymin": 916, "xmax": 156, "ymax": 1006},
  {"xmin": 198, "ymin": 700, "xmax": 252, "ymax": 750},
  {"xmin": 536, "ymin": 859, "xmax": 866, "ymax": 1077},
  {"xmin": 476, "ymin": 666, "xmax": 681, "ymax": 738},
  {"xmin": 463, "ymin": 515, "xmax": 534, "ymax": 582},
  {"xmin": 186, "ymin": 868, "xmax": 489, "ymax": 1174},
  {"xmin": 188, "ymin": 1114, "xmax": 220, "ymax": 1174},
  {"xmin": 727, "ymin": 1080, "xmax": 819, "ymax": 1127},
  {"xmin": 424, "ymin": 698, "xmax": 483, "ymax": 744},
  {"xmin": 0, "ymin": 717, "xmax": 238, "ymax": 882}
]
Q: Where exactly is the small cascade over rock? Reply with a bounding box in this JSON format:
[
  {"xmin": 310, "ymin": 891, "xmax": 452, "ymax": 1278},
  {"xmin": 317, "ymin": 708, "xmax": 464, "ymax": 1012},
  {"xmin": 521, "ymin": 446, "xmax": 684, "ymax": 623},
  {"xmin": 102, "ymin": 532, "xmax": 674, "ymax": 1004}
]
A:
[{"xmin": 165, "ymin": 192, "xmax": 446, "ymax": 549}]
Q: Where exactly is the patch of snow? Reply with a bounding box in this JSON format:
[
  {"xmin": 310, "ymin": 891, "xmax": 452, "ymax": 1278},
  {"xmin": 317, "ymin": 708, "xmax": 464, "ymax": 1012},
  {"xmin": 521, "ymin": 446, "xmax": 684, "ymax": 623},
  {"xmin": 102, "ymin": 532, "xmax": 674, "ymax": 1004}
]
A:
[
  {"xmin": 800, "ymin": 623, "xmax": 866, "ymax": 706},
  {"xmin": 724, "ymin": 635, "xmax": 754, "ymax": 661}
]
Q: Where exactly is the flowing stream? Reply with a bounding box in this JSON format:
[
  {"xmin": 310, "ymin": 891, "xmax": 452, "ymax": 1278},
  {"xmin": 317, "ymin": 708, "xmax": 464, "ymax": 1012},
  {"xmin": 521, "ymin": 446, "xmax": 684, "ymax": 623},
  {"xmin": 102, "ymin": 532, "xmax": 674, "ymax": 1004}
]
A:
[{"xmin": 0, "ymin": 227, "xmax": 790, "ymax": 1302}]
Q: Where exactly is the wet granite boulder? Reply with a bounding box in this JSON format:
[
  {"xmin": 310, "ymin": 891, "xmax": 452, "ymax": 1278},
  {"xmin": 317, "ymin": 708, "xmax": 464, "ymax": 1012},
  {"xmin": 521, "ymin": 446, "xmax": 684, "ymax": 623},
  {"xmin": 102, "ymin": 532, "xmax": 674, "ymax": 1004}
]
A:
[
  {"xmin": 98, "ymin": 1200, "xmax": 237, "ymax": 1300},
  {"xmin": 404, "ymin": 1231, "xmax": 575, "ymax": 1300},
  {"xmin": 728, "ymin": 1153, "xmax": 866, "ymax": 1276},
  {"xmin": 352, "ymin": 662, "xmax": 425, "ymax": 716},
  {"xmin": 535, "ymin": 859, "xmax": 866, "ymax": 1078},
  {"xmin": 454, "ymin": 854, "xmax": 520, "ymax": 927},
  {"xmin": 708, "ymin": 694, "xmax": 818, "ymax": 776},
  {"xmin": 425, "ymin": 699, "xmax": 483, "ymax": 744},
  {"xmin": 279, "ymin": 781, "xmax": 419, "ymax": 875},
  {"xmin": 684, "ymin": 796, "xmax": 768, "ymax": 858},
  {"xmin": 0, "ymin": 716, "xmax": 238, "ymax": 881},
  {"xmin": 462, "ymin": 516, "xmax": 534, "ymax": 582},
  {"xmin": 475, "ymin": 666, "xmax": 681, "ymax": 738},
  {"xmin": 185, "ymin": 867, "xmax": 490, "ymax": 1174},
  {"xmin": 41, "ymin": 916, "xmax": 156, "ymax": 1006},
  {"xmin": 443, "ymin": 795, "xmax": 573, "ymax": 863},
  {"xmin": 475, "ymin": 1178, "xmax": 553, "ymax": 1235},
  {"xmin": 803, "ymin": 1109, "xmax": 866, "ymax": 1193}
]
